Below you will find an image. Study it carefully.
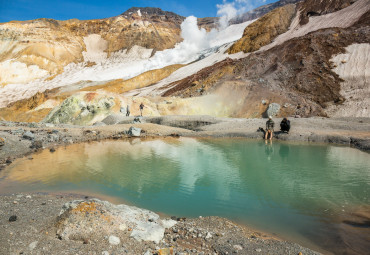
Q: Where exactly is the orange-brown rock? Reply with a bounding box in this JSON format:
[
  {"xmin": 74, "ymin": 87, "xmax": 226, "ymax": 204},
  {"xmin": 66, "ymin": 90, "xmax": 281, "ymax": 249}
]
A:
[
  {"xmin": 81, "ymin": 64, "xmax": 183, "ymax": 94},
  {"xmin": 0, "ymin": 90, "xmax": 62, "ymax": 122},
  {"xmin": 228, "ymin": 4, "xmax": 296, "ymax": 54}
]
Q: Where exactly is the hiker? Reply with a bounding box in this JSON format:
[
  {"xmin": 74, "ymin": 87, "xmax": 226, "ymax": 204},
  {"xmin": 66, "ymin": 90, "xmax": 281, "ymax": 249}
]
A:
[
  {"xmin": 139, "ymin": 103, "xmax": 144, "ymax": 116},
  {"xmin": 126, "ymin": 104, "xmax": 130, "ymax": 116},
  {"xmin": 265, "ymin": 116, "xmax": 274, "ymax": 140},
  {"xmin": 280, "ymin": 117, "xmax": 290, "ymax": 133}
]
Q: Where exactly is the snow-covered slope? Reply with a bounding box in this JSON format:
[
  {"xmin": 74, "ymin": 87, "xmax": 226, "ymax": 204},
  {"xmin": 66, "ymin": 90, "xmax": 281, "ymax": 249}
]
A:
[
  {"xmin": 326, "ymin": 43, "xmax": 370, "ymax": 117},
  {"xmin": 0, "ymin": 19, "xmax": 254, "ymax": 107},
  {"xmin": 260, "ymin": 0, "xmax": 370, "ymax": 51}
]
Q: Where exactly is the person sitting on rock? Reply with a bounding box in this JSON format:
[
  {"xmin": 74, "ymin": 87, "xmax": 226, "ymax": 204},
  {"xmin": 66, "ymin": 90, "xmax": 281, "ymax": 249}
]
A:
[
  {"xmin": 280, "ymin": 117, "xmax": 290, "ymax": 133},
  {"xmin": 265, "ymin": 116, "xmax": 275, "ymax": 140}
]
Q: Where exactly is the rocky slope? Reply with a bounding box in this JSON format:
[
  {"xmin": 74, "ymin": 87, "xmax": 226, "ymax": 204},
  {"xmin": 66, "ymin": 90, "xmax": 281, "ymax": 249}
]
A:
[
  {"xmin": 0, "ymin": 0, "xmax": 369, "ymax": 123},
  {"xmin": 150, "ymin": 0, "xmax": 370, "ymax": 118},
  {"xmin": 298, "ymin": 0, "xmax": 360, "ymax": 25},
  {"xmin": 228, "ymin": 4, "xmax": 296, "ymax": 54},
  {"xmin": 230, "ymin": 0, "xmax": 301, "ymax": 24},
  {"xmin": 0, "ymin": 8, "xmax": 187, "ymax": 86}
]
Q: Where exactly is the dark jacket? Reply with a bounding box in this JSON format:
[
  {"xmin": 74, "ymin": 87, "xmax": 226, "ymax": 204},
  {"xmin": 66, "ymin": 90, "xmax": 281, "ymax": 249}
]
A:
[{"xmin": 280, "ymin": 119, "xmax": 290, "ymax": 131}]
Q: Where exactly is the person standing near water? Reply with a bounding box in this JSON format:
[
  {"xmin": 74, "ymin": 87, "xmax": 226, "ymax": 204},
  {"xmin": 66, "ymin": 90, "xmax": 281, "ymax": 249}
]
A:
[
  {"xmin": 139, "ymin": 103, "xmax": 144, "ymax": 116},
  {"xmin": 265, "ymin": 116, "xmax": 275, "ymax": 140},
  {"xmin": 126, "ymin": 104, "xmax": 130, "ymax": 116}
]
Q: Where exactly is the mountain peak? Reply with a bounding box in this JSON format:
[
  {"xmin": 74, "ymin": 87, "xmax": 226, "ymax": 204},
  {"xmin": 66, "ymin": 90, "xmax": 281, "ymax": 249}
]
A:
[{"xmin": 120, "ymin": 7, "xmax": 183, "ymax": 19}]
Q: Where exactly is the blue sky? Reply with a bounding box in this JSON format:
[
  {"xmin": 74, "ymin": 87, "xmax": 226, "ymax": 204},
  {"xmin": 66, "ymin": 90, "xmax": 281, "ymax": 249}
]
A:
[{"xmin": 0, "ymin": 0, "xmax": 277, "ymax": 22}]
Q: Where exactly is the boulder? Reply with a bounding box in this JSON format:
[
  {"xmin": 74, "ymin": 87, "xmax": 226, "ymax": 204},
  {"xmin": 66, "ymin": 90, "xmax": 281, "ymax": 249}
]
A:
[
  {"xmin": 128, "ymin": 127, "xmax": 141, "ymax": 137},
  {"xmin": 23, "ymin": 131, "xmax": 35, "ymax": 140},
  {"xmin": 158, "ymin": 248, "xmax": 174, "ymax": 255},
  {"xmin": 9, "ymin": 215, "xmax": 17, "ymax": 222},
  {"xmin": 56, "ymin": 199, "xmax": 176, "ymax": 244},
  {"xmin": 0, "ymin": 137, "xmax": 4, "ymax": 147},
  {"xmin": 30, "ymin": 140, "xmax": 43, "ymax": 149},
  {"xmin": 47, "ymin": 134, "xmax": 59, "ymax": 142},
  {"xmin": 266, "ymin": 103, "xmax": 281, "ymax": 117},
  {"xmin": 43, "ymin": 92, "xmax": 117, "ymax": 125}
]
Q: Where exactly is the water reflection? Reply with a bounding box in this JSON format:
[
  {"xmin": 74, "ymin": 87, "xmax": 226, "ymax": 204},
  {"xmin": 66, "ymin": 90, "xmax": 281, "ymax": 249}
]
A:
[
  {"xmin": 279, "ymin": 143, "xmax": 290, "ymax": 161},
  {"xmin": 1, "ymin": 138, "xmax": 369, "ymax": 254}
]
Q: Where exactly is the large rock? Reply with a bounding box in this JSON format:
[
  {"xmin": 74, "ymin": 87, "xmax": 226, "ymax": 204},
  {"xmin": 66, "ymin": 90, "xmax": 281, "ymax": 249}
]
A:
[
  {"xmin": 56, "ymin": 199, "xmax": 176, "ymax": 244},
  {"xmin": 43, "ymin": 92, "xmax": 118, "ymax": 125},
  {"xmin": 128, "ymin": 127, "xmax": 142, "ymax": 137},
  {"xmin": 266, "ymin": 103, "xmax": 281, "ymax": 117},
  {"xmin": 23, "ymin": 131, "xmax": 35, "ymax": 140},
  {"xmin": 30, "ymin": 140, "xmax": 43, "ymax": 149},
  {"xmin": 0, "ymin": 137, "xmax": 4, "ymax": 147}
]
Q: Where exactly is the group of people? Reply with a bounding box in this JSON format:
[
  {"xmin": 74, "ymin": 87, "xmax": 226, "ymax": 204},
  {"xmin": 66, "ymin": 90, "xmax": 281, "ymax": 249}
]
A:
[
  {"xmin": 122, "ymin": 103, "xmax": 145, "ymax": 117},
  {"xmin": 264, "ymin": 116, "xmax": 290, "ymax": 140},
  {"xmin": 120, "ymin": 104, "xmax": 290, "ymax": 141}
]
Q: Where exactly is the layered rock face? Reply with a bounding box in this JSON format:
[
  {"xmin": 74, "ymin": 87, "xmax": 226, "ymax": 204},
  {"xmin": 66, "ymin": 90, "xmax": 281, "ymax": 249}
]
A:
[
  {"xmin": 230, "ymin": 0, "xmax": 301, "ymax": 24},
  {"xmin": 0, "ymin": 19, "xmax": 85, "ymax": 85},
  {"xmin": 0, "ymin": 8, "xmax": 187, "ymax": 86},
  {"xmin": 228, "ymin": 4, "xmax": 296, "ymax": 54}
]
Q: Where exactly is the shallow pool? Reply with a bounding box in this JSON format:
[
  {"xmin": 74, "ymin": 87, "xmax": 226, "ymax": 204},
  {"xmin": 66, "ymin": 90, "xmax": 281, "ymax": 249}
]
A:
[{"xmin": 0, "ymin": 138, "xmax": 369, "ymax": 254}]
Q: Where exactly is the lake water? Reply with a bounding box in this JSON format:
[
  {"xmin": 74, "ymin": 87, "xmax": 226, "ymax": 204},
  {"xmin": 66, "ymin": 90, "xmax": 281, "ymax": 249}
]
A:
[{"xmin": 0, "ymin": 138, "xmax": 369, "ymax": 254}]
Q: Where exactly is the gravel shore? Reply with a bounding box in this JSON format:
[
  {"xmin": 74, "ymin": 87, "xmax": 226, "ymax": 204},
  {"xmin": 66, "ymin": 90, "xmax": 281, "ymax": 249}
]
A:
[{"xmin": 0, "ymin": 193, "xmax": 321, "ymax": 255}]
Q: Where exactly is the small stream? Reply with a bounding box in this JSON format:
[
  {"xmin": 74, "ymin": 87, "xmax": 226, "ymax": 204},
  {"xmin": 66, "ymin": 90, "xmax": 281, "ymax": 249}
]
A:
[{"xmin": 0, "ymin": 138, "xmax": 369, "ymax": 254}]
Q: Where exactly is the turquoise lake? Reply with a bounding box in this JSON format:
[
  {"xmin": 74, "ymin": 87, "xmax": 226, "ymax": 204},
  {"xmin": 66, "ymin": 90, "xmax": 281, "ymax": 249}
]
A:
[{"xmin": 0, "ymin": 138, "xmax": 369, "ymax": 254}]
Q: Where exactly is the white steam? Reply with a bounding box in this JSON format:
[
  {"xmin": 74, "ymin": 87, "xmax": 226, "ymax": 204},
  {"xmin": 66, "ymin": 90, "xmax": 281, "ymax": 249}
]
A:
[
  {"xmin": 217, "ymin": 0, "xmax": 265, "ymax": 28},
  {"xmin": 147, "ymin": 16, "xmax": 217, "ymax": 67}
]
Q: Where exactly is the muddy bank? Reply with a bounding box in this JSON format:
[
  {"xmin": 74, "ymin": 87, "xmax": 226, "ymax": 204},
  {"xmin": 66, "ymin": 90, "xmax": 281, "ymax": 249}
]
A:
[{"xmin": 0, "ymin": 193, "xmax": 321, "ymax": 255}]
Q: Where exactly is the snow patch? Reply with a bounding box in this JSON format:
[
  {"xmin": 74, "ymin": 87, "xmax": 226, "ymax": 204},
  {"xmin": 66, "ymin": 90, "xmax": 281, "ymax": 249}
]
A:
[
  {"xmin": 0, "ymin": 59, "xmax": 49, "ymax": 85},
  {"xmin": 326, "ymin": 43, "xmax": 370, "ymax": 117}
]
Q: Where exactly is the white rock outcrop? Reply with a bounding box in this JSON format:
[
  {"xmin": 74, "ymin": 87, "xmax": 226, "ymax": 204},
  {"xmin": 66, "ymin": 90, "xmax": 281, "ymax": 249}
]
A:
[{"xmin": 57, "ymin": 199, "xmax": 177, "ymax": 244}]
